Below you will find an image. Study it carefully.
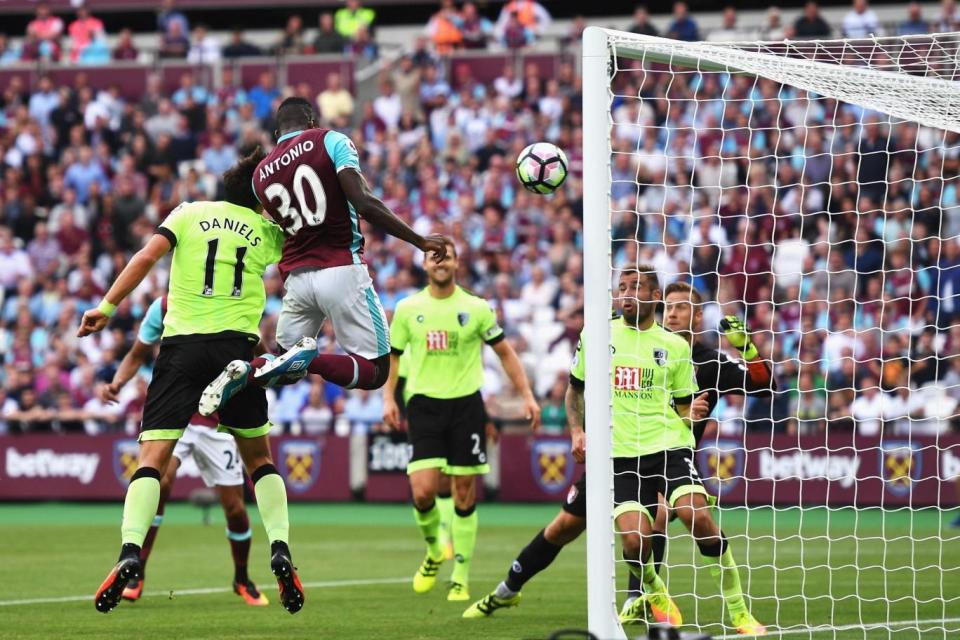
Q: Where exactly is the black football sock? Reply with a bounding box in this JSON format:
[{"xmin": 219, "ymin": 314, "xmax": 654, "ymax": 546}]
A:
[{"xmin": 504, "ymin": 529, "xmax": 564, "ymax": 593}]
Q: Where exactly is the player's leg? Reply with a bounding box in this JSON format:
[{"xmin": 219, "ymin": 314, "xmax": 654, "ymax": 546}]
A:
[
  {"xmin": 270, "ymin": 265, "xmax": 391, "ymax": 390},
  {"xmin": 444, "ymin": 392, "xmax": 492, "ymax": 601},
  {"xmin": 199, "ymin": 336, "xmax": 318, "ymax": 417},
  {"xmin": 409, "ymin": 466, "xmax": 445, "ymax": 593},
  {"xmin": 447, "ymin": 473, "xmax": 478, "ymax": 601},
  {"xmin": 436, "ymin": 473, "xmax": 455, "ymax": 561},
  {"xmin": 614, "ymin": 456, "xmax": 682, "ymax": 626},
  {"xmin": 188, "ymin": 422, "xmax": 269, "ymax": 606},
  {"xmin": 96, "ymin": 343, "xmax": 193, "ymax": 613},
  {"xmin": 231, "ymin": 431, "xmax": 303, "ymax": 614},
  {"xmin": 463, "ymin": 489, "xmax": 585, "ymax": 619},
  {"xmin": 667, "ymin": 450, "xmax": 765, "ymax": 635},
  {"xmin": 621, "ymin": 491, "xmax": 670, "ymax": 622},
  {"xmin": 122, "ymin": 453, "xmax": 180, "ymax": 602},
  {"xmin": 95, "ymin": 438, "xmax": 178, "ymax": 613},
  {"xmin": 218, "ymin": 339, "xmax": 304, "ymax": 615},
  {"xmin": 217, "ymin": 484, "xmax": 269, "ymax": 606},
  {"xmin": 405, "ymin": 393, "xmax": 450, "ymax": 593}
]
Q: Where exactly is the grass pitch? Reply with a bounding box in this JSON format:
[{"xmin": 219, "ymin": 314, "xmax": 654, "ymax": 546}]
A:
[{"xmin": 0, "ymin": 502, "xmax": 957, "ymax": 639}]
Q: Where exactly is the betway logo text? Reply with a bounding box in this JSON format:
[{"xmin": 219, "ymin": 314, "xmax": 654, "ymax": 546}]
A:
[
  {"xmin": 758, "ymin": 450, "xmax": 860, "ymax": 488},
  {"xmin": 5, "ymin": 447, "xmax": 100, "ymax": 485},
  {"xmin": 941, "ymin": 450, "xmax": 960, "ymax": 480}
]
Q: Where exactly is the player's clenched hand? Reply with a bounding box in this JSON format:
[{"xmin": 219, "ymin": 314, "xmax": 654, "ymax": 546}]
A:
[
  {"xmin": 570, "ymin": 428, "xmax": 585, "ymax": 464},
  {"xmin": 523, "ymin": 395, "xmax": 542, "ymax": 432},
  {"xmin": 77, "ymin": 309, "xmax": 109, "ymax": 337},
  {"xmin": 420, "ymin": 235, "xmax": 448, "ymax": 262},
  {"xmin": 383, "ymin": 398, "xmax": 404, "ymax": 431},
  {"xmin": 99, "ymin": 382, "xmax": 122, "ymax": 404},
  {"xmin": 690, "ymin": 392, "xmax": 710, "ymax": 422}
]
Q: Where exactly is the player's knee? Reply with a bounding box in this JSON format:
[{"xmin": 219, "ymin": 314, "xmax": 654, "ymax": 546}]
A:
[
  {"xmin": 369, "ymin": 354, "xmax": 390, "ymax": 390},
  {"xmin": 355, "ymin": 354, "xmax": 390, "ymax": 390},
  {"xmin": 411, "ymin": 485, "xmax": 436, "ymax": 510},
  {"xmin": 451, "ymin": 476, "xmax": 476, "ymax": 507},
  {"xmin": 544, "ymin": 512, "xmax": 585, "ymax": 546},
  {"xmin": 220, "ymin": 490, "xmax": 246, "ymax": 519},
  {"xmin": 621, "ymin": 532, "xmax": 644, "ymax": 560}
]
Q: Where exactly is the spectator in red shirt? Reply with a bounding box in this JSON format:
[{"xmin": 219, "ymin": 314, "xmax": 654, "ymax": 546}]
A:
[
  {"xmin": 27, "ymin": 3, "xmax": 64, "ymax": 44},
  {"xmin": 67, "ymin": 6, "xmax": 104, "ymax": 63}
]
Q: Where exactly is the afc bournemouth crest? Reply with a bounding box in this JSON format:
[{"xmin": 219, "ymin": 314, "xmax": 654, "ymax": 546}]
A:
[
  {"xmin": 696, "ymin": 439, "xmax": 745, "ymax": 498},
  {"xmin": 457, "ymin": 312, "xmax": 470, "ymax": 327},
  {"xmin": 280, "ymin": 440, "xmax": 322, "ymax": 493},
  {"xmin": 880, "ymin": 441, "xmax": 922, "ymax": 497},
  {"xmin": 531, "ymin": 440, "xmax": 574, "ymax": 494},
  {"xmin": 113, "ymin": 439, "xmax": 140, "ymax": 486},
  {"xmin": 653, "ymin": 348, "xmax": 667, "ymax": 367}
]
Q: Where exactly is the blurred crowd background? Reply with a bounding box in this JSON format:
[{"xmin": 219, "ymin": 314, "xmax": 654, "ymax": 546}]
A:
[{"xmin": 1, "ymin": 0, "xmax": 959, "ymax": 439}]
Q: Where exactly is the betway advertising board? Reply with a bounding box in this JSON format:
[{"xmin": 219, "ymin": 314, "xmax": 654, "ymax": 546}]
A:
[
  {"xmin": 2, "ymin": 433, "xmax": 958, "ymax": 505},
  {"xmin": 499, "ymin": 433, "xmax": 960, "ymax": 507},
  {"xmin": 0, "ymin": 434, "xmax": 350, "ymax": 501}
]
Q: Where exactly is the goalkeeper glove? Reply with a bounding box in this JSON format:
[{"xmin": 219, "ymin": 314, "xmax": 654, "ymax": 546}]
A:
[{"xmin": 719, "ymin": 315, "xmax": 758, "ymax": 361}]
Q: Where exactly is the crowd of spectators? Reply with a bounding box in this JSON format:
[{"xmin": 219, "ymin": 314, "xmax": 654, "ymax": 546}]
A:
[{"xmin": 1, "ymin": 1, "xmax": 959, "ymax": 440}]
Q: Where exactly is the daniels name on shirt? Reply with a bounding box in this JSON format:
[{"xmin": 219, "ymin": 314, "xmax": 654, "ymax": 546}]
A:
[{"xmin": 198, "ymin": 217, "xmax": 264, "ymax": 246}]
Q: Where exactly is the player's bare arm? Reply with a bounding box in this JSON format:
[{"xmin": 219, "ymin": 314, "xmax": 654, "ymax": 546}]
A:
[
  {"xmin": 77, "ymin": 234, "xmax": 172, "ymax": 337},
  {"xmin": 337, "ymin": 167, "xmax": 448, "ymax": 260},
  {"xmin": 100, "ymin": 339, "xmax": 154, "ymax": 404},
  {"xmin": 491, "ymin": 339, "xmax": 541, "ymax": 430},
  {"xmin": 382, "ymin": 352, "xmax": 404, "ymax": 431},
  {"xmin": 565, "ymin": 383, "xmax": 585, "ymax": 463}
]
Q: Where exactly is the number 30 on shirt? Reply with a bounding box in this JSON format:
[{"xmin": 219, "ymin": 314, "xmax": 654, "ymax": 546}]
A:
[{"xmin": 264, "ymin": 164, "xmax": 328, "ymax": 236}]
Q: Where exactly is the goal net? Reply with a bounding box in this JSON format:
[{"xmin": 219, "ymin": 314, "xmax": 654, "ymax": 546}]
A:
[{"xmin": 581, "ymin": 28, "xmax": 960, "ymax": 639}]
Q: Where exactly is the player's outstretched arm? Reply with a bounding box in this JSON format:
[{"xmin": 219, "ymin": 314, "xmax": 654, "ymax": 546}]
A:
[
  {"xmin": 565, "ymin": 383, "xmax": 585, "ymax": 463},
  {"xmin": 337, "ymin": 168, "xmax": 448, "ymax": 259},
  {"xmin": 78, "ymin": 234, "xmax": 171, "ymax": 337},
  {"xmin": 718, "ymin": 315, "xmax": 775, "ymax": 391},
  {"xmin": 100, "ymin": 340, "xmax": 154, "ymax": 404},
  {"xmin": 491, "ymin": 339, "xmax": 541, "ymax": 431}
]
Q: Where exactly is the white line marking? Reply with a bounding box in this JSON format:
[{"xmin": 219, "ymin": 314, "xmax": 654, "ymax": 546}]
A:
[
  {"xmin": 717, "ymin": 617, "xmax": 960, "ymax": 638},
  {"xmin": 0, "ymin": 576, "xmax": 409, "ymax": 607}
]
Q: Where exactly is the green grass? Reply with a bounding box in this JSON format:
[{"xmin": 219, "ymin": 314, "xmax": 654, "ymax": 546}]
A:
[{"xmin": 0, "ymin": 503, "xmax": 958, "ymax": 639}]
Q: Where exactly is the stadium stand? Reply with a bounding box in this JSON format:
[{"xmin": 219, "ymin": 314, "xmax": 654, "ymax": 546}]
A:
[{"xmin": 0, "ymin": 0, "xmax": 958, "ymax": 450}]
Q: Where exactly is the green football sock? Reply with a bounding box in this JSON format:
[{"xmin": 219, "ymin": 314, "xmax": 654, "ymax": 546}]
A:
[
  {"xmin": 436, "ymin": 493, "xmax": 454, "ymax": 539},
  {"xmin": 708, "ymin": 545, "xmax": 748, "ymax": 616},
  {"xmin": 633, "ymin": 553, "xmax": 667, "ymax": 594},
  {"xmin": 121, "ymin": 469, "xmax": 161, "ymax": 547},
  {"xmin": 253, "ymin": 467, "xmax": 289, "ymax": 544},
  {"xmin": 450, "ymin": 505, "xmax": 478, "ymax": 585},
  {"xmin": 413, "ymin": 502, "xmax": 443, "ymax": 558}
]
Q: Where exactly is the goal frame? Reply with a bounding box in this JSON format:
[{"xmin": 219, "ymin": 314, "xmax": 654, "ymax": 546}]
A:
[
  {"xmin": 581, "ymin": 25, "xmax": 960, "ymax": 639},
  {"xmin": 582, "ymin": 25, "xmax": 622, "ymax": 640}
]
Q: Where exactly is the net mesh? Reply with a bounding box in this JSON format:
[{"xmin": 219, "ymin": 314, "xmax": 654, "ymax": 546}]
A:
[{"xmin": 598, "ymin": 31, "xmax": 960, "ymax": 638}]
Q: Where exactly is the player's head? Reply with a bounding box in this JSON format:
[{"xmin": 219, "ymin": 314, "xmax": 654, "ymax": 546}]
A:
[
  {"xmin": 423, "ymin": 238, "xmax": 458, "ymax": 287},
  {"xmin": 223, "ymin": 146, "xmax": 266, "ymax": 211},
  {"xmin": 275, "ymin": 97, "xmax": 318, "ymax": 137},
  {"xmin": 663, "ymin": 281, "xmax": 704, "ymax": 341},
  {"xmin": 617, "ymin": 265, "xmax": 660, "ymax": 325}
]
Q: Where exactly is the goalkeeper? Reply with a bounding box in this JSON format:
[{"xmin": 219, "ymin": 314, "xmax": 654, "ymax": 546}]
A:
[
  {"xmin": 620, "ymin": 281, "xmax": 775, "ymax": 625},
  {"xmin": 466, "ymin": 267, "xmax": 764, "ymax": 635}
]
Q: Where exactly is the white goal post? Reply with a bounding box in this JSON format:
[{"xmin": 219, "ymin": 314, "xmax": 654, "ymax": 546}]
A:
[{"xmin": 582, "ymin": 26, "xmax": 960, "ymax": 639}]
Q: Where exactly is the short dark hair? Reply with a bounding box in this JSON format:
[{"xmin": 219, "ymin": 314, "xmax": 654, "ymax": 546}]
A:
[
  {"xmin": 618, "ymin": 264, "xmax": 660, "ymax": 291},
  {"xmin": 223, "ymin": 146, "xmax": 265, "ymax": 210},
  {"xmin": 276, "ymin": 97, "xmax": 316, "ymax": 133},
  {"xmin": 664, "ymin": 281, "xmax": 703, "ymax": 304}
]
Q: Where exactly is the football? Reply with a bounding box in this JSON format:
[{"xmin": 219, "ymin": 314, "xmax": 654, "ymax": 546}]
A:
[{"xmin": 516, "ymin": 142, "xmax": 568, "ymax": 194}]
